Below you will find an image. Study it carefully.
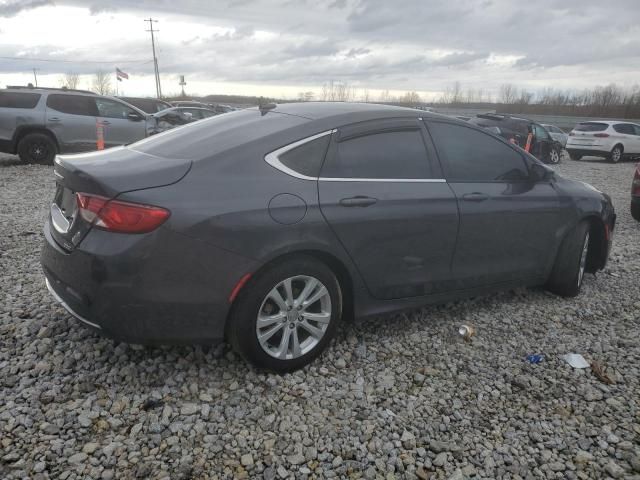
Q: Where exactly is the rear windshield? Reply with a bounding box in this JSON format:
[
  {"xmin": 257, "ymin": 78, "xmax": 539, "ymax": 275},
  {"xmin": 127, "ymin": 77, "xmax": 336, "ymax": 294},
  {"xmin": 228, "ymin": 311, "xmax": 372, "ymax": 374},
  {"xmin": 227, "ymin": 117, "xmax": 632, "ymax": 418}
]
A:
[
  {"xmin": 131, "ymin": 109, "xmax": 309, "ymax": 160},
  {"xmin": 0, "ymin": 91, "xmax": 41, "ymax": 109},
  {"xmin": 574, "ymin": 122, "xmax": 608, "ymax": 132}
]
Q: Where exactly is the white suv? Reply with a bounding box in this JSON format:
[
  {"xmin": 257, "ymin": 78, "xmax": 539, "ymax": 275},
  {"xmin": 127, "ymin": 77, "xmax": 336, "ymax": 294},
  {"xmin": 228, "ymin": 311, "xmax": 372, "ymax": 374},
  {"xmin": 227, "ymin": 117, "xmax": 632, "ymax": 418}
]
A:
[{"xmin": 566, "ymin": 121, "xmax": 640, "ymax": 163}]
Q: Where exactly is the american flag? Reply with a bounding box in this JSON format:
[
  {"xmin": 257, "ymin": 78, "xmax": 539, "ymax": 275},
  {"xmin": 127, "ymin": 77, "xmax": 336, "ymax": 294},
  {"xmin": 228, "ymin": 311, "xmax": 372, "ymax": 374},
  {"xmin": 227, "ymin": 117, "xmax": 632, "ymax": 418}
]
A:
[{"xmin": 116, "ymin": 68, "xmax": 129, "ymax": 81}]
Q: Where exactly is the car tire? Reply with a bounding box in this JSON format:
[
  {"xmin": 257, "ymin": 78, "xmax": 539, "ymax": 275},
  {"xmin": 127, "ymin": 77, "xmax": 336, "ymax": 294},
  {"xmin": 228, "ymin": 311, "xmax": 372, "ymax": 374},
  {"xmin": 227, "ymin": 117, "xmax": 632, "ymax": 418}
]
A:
[
  {"xmin": 569, "ymin": 152, "xmax": 582, "ymax": 161},
  {"xmin": 17, "ymin": 132, "xmax": 57, "ymax": 165},
  {"xmin": 609, "ymin": 144, "xmax": 623, "ymax": 163},
  {"xmin": 546, "ymin": 221, "xmax": 590, "ymax": 298},
  {"xmin": 548, "ymin": 148, "xmax": 561, "ymax": 164},
  {"xmin": 632, "ymin": 202, "xmax": 640, "ymax": 222},
  {"xmin": 227, "ymin": 255, "xmax": 342, "ymax": 372}
]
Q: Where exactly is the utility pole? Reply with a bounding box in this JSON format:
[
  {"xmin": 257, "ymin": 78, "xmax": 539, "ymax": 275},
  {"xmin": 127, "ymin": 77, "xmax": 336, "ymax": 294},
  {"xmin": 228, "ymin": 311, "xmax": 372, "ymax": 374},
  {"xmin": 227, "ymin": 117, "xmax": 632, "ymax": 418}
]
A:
[
  {"xmin": 32, "ymin": 68, "xmax": 39, "ymax": 87},
  {"xmin": 144, "ymin": 18, "xmax": 162, "ymax": 99}
]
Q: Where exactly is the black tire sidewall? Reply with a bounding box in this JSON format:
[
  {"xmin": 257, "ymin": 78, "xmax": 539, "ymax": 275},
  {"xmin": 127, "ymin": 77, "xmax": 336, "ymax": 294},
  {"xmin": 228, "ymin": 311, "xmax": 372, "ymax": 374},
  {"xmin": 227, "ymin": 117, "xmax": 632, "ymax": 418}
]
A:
[
  {"xmin": 546, "ymin": 221, "xmax": 590, "ymax": 297},
  {"xmin": 610, "ymin": 145, "xmax": 622, "ymax": 163},
  {"xmin": 631, "ymin": 202, "xmax": 640, "ymax": 222},
  {"xmin": 18, "ymin": 133, "xmax": 56, "ymax": 165},
  {"xmin": 228, "ymin": 256, "xmax": 342, "ymax": 372}
]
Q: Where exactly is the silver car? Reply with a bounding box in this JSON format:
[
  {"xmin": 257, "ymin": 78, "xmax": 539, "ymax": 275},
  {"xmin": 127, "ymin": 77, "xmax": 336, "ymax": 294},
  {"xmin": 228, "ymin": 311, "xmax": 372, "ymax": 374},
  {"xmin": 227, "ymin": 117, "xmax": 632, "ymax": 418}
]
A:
[
  {"xmin": 0, "ymin": 86, "xmax": 153, "ymax": 164},
  {"xmin": 542, "ymin": 123, "xmax": 568, "ymax": 147}
]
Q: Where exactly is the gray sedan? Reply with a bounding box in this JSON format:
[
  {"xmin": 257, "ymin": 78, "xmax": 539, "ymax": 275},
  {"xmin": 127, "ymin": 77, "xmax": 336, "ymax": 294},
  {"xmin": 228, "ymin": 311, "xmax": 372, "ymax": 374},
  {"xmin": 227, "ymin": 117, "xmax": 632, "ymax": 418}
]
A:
[{"xmin": 42, "ymin": 103, "xmax": 616, "ymax": 371}]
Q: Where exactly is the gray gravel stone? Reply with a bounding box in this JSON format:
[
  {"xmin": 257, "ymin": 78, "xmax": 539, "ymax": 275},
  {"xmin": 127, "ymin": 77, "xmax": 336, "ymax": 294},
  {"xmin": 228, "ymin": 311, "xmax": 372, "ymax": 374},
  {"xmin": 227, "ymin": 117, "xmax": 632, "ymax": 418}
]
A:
[{"xmin": 1, "ymin": 154, "xmax": 638, "ymax": 479}]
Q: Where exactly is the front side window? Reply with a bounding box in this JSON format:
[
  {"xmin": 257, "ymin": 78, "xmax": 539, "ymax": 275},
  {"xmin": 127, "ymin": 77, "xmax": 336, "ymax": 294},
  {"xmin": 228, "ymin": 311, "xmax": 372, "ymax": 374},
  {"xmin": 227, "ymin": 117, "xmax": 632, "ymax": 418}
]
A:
[
  {"xmin": 47, "ymin": 94, "xmax": 98, "ymax": 116},
  {"xmin": 533, "ymin": 124, "xmax": 550, "ymax": 140},
  {"xmin": 322, "ymin": 129, "xmax": 432, "ymax": 179},
  {"xmin": 95, "ymin": 98, "xmax": 136, "ymax": 119},
  {"xmin": 428, "ymin": 122, "xmax": 529, "ymax": 182},
  {"xmin": 0, "ymin": 92, "xmax": 41, "ymax": 109}
]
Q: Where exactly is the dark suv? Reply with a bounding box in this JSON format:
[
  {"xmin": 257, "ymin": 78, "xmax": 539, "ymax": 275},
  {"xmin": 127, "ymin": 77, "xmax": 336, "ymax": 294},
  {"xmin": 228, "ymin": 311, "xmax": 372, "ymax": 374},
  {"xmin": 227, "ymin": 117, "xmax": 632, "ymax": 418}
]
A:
[
  {"xmin": 0, "ymin": 86, "xmax": 153, "ymax": 164},
  {"xmin": 469, "ymin": 114, "xmax": 562, "ymax": 164}
]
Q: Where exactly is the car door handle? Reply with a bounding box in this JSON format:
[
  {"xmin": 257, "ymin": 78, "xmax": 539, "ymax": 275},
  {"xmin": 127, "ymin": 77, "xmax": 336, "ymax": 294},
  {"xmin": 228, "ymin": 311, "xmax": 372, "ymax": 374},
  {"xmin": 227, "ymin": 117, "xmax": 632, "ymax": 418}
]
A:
[
  {"xmin": 100, "ymin": 120, "xmax": 111, "ymax": 125},
  {"xmin": 48, "ymin": 117, "xmax": 61, "ymax": 122},
  {"xmin": 339, "ymin": 196, "xmax": 378, "ymax": 207},
  {"xmin": 462, "ymin": 192, "xmax": 489, "ymax": 202}
]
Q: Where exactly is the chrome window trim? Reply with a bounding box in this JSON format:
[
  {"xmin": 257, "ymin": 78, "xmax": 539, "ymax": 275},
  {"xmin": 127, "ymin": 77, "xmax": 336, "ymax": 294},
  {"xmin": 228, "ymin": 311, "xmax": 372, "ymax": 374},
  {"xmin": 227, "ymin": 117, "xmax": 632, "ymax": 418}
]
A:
[{"xmin": 264, "ymin": 127, "xmax": 446, "ymax": 183}]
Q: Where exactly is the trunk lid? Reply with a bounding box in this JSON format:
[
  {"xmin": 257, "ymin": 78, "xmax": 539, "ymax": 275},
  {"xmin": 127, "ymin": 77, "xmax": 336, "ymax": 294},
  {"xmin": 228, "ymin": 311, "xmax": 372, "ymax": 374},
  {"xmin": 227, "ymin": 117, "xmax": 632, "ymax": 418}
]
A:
[{"xmin": 49, "ymin": 146, "xmax": 191, "ymax": 251}]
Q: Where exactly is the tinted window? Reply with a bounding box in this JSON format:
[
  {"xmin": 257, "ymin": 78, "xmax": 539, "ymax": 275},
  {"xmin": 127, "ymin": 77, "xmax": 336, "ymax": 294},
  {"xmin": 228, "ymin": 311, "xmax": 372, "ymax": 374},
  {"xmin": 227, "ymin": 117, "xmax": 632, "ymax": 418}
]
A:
[
  {"xmin": 47, "ymin": 94, "xmax": 97, "ymax": 116},
  {"xmin": 574, "ymin": 122, "xmax": 608, "ymax": 132},
  {"xmin": 429, "ymin": 122, "xmax": 529, "ymax": 182},
  {"xmin": 278, "ymin": 134, "xmax": 331, "ymax": 177},
  {"xmin": 613, "ymin": 124, "xmax": 635, "ymax": 135},
  {"xmin": 132, "ymin": 108, "xmax": 308, "ymax": 160},
  {"xmin": 121, "ymin": 98, "xmax": 167, "ymax": 113},
  {"xmin": 0, "ymin": 92, "xmax": 41, "ymax": 109},
  {"xmin": 96, "ymin": 98, "xmax": 135, "ymax": 119},
  {"xmin": 533, "ymin": 124, "xmax": 550, "ymax": 140},
  {"xmin": 322, "ymin": 130, "xmax": 431, "ymax": 179}
]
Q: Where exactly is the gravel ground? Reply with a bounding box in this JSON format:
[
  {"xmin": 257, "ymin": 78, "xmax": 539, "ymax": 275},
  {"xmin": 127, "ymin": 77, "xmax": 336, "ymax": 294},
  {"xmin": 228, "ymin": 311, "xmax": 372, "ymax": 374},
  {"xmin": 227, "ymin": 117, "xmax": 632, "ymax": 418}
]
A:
[{"xmin": 0, "ymin": 152, "xmax": 638, "ymax": 480}]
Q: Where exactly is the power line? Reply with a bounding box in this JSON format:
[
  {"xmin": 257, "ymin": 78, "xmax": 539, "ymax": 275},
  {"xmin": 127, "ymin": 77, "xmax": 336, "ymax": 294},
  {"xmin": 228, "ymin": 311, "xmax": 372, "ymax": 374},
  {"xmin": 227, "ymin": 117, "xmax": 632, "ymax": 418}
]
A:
[
  {"xmin": 0, "ymin": 55, "xmax": 151, "ymax": 64},
  {"xmin": 145, "ymin": 18, "xmax": 162, "ymax": 99}
]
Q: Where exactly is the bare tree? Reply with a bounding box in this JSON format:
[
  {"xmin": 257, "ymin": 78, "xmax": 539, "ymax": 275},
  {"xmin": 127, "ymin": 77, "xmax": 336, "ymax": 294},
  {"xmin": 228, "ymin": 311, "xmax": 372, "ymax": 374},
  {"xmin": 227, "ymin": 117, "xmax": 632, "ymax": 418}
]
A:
[
  {"xmin": 360, "ymin": 88, "xmax": 370, "ymax": 103},
  {"xmin": 297, "ymin": 91, "xmax": 314, "ymax": 102},
  {"xmin": 499, "ymin": 83, "xmax": 518, "ymax": 104},
  {"xmin": 60, "ymin": 72, "xmax": 80, "ymax": 90},
  {"xmin": 399, "ymin": 91, "xmax": 421, "ymax": 105},
  {"xmin": 378, "ymin": 89, "xmax": 391, "ymax": 103},
  {"xmin": 92, "ymin": 70, "xmax": 113, "ymax": 95}
]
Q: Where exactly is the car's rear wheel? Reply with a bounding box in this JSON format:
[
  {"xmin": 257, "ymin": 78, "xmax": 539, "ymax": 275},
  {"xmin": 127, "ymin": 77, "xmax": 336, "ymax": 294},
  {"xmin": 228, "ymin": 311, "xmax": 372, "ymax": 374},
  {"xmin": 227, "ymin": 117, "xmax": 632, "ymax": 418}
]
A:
[
  {"xmin": 548, "ymin": 148, "xmax": 561, "ymax": 164},
  {"xmin": 632, "ymin": 201, "xmax": 640, "ymax": 222},
  {"xmin": 227, "ymin": 256, "xmax": 342, "ymax": 372},
  {"xmin": 569, "ymin": 152, "xmax": 582, "ymax": 161},
  {"xmin": 609, "ymin": 144, "xmax": 623, "ymax": 163},
  {"xmin": 17, "ymin": 132, "xmax": 57, "ymax": 165},
  {"xmin": 546, "ymin": 221, "xmax": 590, "ymax": 297}
]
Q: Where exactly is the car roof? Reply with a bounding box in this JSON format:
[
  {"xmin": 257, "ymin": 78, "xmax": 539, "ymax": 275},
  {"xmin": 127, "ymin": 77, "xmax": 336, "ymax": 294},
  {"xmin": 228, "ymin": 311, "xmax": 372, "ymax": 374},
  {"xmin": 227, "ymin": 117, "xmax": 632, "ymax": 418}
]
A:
[
  {"xmin": 576, "ymin": 120, "xmax": 639, "ymax": 126},
  {"xmin": 4, "ymin": 86, "xmax": 96, "ymax": 95},
  {"xmin": 265, "ymin": 102, "xmax": 442, "ymax": 122}
]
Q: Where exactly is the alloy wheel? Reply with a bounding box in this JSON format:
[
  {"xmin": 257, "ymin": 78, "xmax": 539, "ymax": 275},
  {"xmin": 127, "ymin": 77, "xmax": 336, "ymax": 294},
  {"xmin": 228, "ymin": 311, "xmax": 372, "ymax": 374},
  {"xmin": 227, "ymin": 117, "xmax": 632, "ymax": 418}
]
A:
[
  {"xmin": 549, "ymin": 149, "xmax": 560, "ymax": 164},
  {"xmin": 578, "ymin": 232, "xmax": 589, "ymax": 287},
  {"xmin": 612, "ymin": 147, "xmax": 622, "ymax": 163},
  {"xmin": 256, "ymin": 275, "xmax": 332, "ymax": 360},
  {"xmin": 29, "ymin": 142, "xmax": 48, "ymax": 162}
]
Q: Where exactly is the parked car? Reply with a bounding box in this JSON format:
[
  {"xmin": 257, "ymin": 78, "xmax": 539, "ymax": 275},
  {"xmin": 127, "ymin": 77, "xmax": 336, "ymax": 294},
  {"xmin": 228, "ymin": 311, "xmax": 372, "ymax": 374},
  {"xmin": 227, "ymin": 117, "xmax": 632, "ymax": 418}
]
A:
[
  {"xmin": 171, "ymin": 100, "xmax": 211, "ymax": 109},
  {"xmin": 42, "ymin": 103, "xmax": 616, "ymax": 372},
  {"xmin": 632, "ymin": 163, "xmax": 640, "ymax": 221},
  {"xmin": 0, "ymin": 86, "xmax": 153, "ymax": 164},
  {"xmin": 469, "ymin": 114, "xmax": 562, "ymax": 164},
  {"xmin": 152, "ymin": 106, "xmax": 217, "ymax": 133},
  {"xmin": 118, "ymin": 96, "xmax": 173, "ymax": 114},
  {"xmin": 542, "ymin": 123, "xmax": 568, "ymax": 147},
  {"xmin": 566, "ymin": 121, "xmax": 640, "ymax": 163}
]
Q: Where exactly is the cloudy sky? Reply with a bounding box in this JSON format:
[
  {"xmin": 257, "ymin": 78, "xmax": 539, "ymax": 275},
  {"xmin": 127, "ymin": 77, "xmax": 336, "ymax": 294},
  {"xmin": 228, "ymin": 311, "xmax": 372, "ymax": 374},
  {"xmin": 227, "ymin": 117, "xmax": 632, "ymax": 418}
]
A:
[{"xmin": 1, "ymin": 0, "xmax": 639, "ymax": 100}]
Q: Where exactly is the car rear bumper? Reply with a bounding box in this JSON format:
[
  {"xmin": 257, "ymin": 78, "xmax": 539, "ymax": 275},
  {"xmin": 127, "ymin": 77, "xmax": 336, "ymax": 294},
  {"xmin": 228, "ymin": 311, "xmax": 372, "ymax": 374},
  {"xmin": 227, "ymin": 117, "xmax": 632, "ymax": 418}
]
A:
[
  {"xmin": 566, "ymin": 146, "xmax": 610, "ymax": 157},
  {"xmin": 41, "ymin": 220, "xmax": 257, "ymax": 345}
]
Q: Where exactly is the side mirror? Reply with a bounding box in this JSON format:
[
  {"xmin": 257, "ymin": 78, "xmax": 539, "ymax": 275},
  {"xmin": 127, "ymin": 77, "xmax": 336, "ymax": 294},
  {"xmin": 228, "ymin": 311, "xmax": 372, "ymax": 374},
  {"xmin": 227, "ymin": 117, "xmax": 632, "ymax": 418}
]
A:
[
  {"xmin": 530, "ymin": 162, "xmax": 553, "ymax": 182},
  {"xmin": 127, "ymin": 112, "xmax": 143, "ymax": 121}
]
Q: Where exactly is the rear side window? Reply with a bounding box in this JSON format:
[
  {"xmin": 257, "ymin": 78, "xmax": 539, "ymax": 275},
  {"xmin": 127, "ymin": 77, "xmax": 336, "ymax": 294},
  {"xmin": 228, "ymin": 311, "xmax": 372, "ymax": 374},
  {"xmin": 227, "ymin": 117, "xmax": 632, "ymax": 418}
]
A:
[
  {"xmin": 47, "ymin": 94, "xmax": 98, "ymax": 116},
  {"xmin": 322, "ymin": 130, "xmax": 432, "ymax": 179},
  {"xmin": 278, "ymin": 134, "xmax": 331, "ymax": 177},
  {"xmin": 428, "ymin": 122, "xmax": 529, "ymax": 182},
  {"xmin": 613, "ymin": 124, "xmax": 635, "ymax": 135},
  {"xmin": 0, "ymin": 92, "xmax": 41, "ymax": 109},
  {"xmin": 574, "ymin": 122, "xmax": 608, "ymax": 132}
]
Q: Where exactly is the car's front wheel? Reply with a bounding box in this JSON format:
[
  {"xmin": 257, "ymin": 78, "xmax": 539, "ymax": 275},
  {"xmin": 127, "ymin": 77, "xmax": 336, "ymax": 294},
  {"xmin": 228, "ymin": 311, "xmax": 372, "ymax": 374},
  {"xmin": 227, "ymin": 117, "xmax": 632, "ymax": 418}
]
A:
[
  {"xmin": 546, "ymin": 221, "xmax": 590, "ymax": 297},
  {"xmin": 632, "ymin": 201, "xmax": 640, "ymax": 222},
  {"xmin": 17, "ymin": 132, "xmax": 57, "ymax": 165},
  {"xmin": 227, "ymin": 256, "xmax": 342, "ymax": 372}
]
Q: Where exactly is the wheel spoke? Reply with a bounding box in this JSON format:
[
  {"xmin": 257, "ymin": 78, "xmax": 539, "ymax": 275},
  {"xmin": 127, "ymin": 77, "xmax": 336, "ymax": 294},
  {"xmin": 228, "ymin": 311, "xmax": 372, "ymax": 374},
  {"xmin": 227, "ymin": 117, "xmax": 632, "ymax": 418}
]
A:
[
  {"xmin": 296, "ymin": 277, "xmax": 318, "ymax": 307},
  {"xmin": 257, "ymin": 312, "xmax": 286, "ymax": 328},
  {"xmin": 275, "ymin": 327, "xmax": 292, "ymax": 359},
  {"xmin": 257, "ymin": 322, "xmax": 285, "ymax": 343},
  {"xmin": 267, "ymin": 287, "xmax": 288, "ymax": 311},
  {"xmin": 283, "ymin": 277, "xmax": 294, "ymax": 307},
  {"xmin": 302, "ymin": 286, "xmax": 328, "ymax": 309},
  {"xmin": 301, "ymin": 311, "xmax": 331, "ymax": 324},
  {"xmin": 291, "ymin": 327, "xmax": 302, "ymax": 357},
  {"xmin": 299, "ymin": 320, "xmax": 324, "ymax": 339}
]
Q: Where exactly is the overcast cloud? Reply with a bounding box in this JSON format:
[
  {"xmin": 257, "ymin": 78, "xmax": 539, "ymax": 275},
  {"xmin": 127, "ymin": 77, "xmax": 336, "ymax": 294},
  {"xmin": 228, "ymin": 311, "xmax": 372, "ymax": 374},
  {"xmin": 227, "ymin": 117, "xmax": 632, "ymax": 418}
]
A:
[{"xmin": 0, "ymin": 0, "xmax": 639, "ymax": 98}]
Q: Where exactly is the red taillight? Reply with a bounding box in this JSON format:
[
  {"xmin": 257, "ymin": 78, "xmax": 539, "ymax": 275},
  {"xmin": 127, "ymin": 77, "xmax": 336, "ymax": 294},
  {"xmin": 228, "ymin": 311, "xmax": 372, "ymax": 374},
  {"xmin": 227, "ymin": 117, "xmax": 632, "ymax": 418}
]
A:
[
  {"xmin": 76, "ymin": 193, "xmax": 170, "ymax": 234},
  {"xmin": 593, "ymin": 133, "xmax": 610, "ymax": 138}
]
